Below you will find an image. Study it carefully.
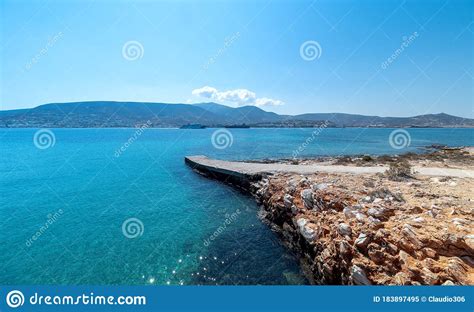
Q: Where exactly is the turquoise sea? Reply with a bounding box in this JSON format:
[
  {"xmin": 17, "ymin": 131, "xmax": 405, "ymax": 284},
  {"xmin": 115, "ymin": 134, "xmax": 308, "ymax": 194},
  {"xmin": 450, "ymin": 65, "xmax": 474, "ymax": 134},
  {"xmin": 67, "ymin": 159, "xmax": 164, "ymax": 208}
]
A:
[{"xmin": 1, "ymin": 128, "xmax": 473, "ymax": 285}]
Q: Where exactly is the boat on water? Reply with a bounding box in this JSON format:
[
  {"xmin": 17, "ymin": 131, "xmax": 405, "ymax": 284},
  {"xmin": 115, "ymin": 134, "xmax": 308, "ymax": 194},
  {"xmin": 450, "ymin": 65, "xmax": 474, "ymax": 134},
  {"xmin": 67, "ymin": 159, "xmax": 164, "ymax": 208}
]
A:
[{"xmin": 180, "ymin": 124, "xmax": 206, "ymax": 129}]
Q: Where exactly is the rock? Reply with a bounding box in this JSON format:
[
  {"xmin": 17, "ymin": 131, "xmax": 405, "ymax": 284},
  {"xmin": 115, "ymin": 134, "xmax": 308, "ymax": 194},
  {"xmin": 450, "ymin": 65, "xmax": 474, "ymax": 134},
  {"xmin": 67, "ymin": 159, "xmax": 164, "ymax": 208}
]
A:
[
  {"xmin": 426, "ymin": 210, "xmax": 437, "ymax": 218},
  {"xmin": 401, "ymin": 224, "xmax": 422, "ymax": 249},
  {"xmin": 373, "ymin": 198, "xmax": 383, "ymax": 204},
  {"xmin": 355, "ymin": 213, "xmax": 367, "ymax": 222},
  {"xmin": 350, "ymin": 265, "xmax": 371, "ymax": 285},
  {"xmin": 368, "ymin": 208, "xmax": 383, "ymax": 218},
  {"xmin": 446, "ymin": 258, "xmax": 468, "ymax": 283},
  {"xmin": 399, "ymin": 250, "xmax": 410, "ymax": 265},
  {"xmin": 411, "ymin": 217, "xmax": 425, "ymax": 227},
  {"xmin": 339, "ymin": 240, "xmax": 352, "ymax": 258},
  {"xmin": 338, "ymin": 223, "xmax": 352, "ymax": 237},
  {"xmin": 355, "ymin": 233, "xmax": 371, "ymax": 250},
  {"xmin": 464, "ymin": 234, "xmax": 474, "ymax": 251},
  {"xmin": 286, "ymin": 179, "xmax": 297, "ymax": 193},
  {"xmin": 368, "ymin": 216, "xmax": 381, "ymax": 226},
  {"xmin": 442, "ymin": 280, "xmax": 455, "ymax": 286},
  {"xmin": 421, "ymin": 268, "xmax": 438, "ymax": 285},
  {"xmin": 343, "ymin": 207, "xmax": 355, "ymax": 219},
  {"xmin": 422, "ymin": 248, "xmax": 436, "ymax": 258},
  {"xmin": 393, "ymin": 272, "xmax": 409, "ymax": 285},
  {"xmin": 296, "ymin": 218, "xmax": 316, "ymax": 242},
  {"xmin": 368, "ymin": 248, "xmax": 386, "ymax": 264},
  {"xmin": 449, "ymin": 181, "xmax": 457, "ymax": 187},
  {"xmin": 291, "ymin": 204, "xmax": 299, "ymax": 214},
  {"xmin": 299, "ymin": 177, "xmax": 310, "ymax": 186},
  {"xmin": 362, "ymin": 196, "xmax": 373, "ymax": 203},
  {"xmin": 312, "ymin": 183, "xmax": 329, "ymax": 191},
  {"xmin": 300, "ymin": 189, "xmax": 314, "ymax": 209},
  {"xmin": 368, "ymin": 207, "xmax": 394, "ymax": 220},
  {"xmin": 452, "ymin": 218, "xmax": 469, "ymax": 226},
  {"xmin": 283, "ymin": 194, "xmax": 294, "ymax": 209}
]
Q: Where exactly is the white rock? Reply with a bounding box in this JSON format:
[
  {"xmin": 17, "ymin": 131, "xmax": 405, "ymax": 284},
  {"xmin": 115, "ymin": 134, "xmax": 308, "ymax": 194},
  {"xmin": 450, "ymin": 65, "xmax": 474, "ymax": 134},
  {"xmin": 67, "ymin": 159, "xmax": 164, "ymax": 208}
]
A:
[
  {"xmin": 412, "ymin": 217, "xmax": 425, "ymax": 223},
  {"xmin": 368, "ymin": 216, "xmax": 381, "ymax": 225},
  {"xmin": 464, "ymin": 234, "xmax": 474, "ymax": 250},
  {"xmin": 343, "ymin": 207, "xmax": 355, "ymax": 219},
  {"xmin": 362, "ymin": 196, "xmax": 373, "ymax": 203},
  {"xmin": 301, "ymin": 189, "xmax": 314, "ymax": 209},
  {"xmin": 367, "ymin": 208, "xmax": 383, "ymax": 218},
  {"xmin": 355, "ymin": 233, "xmax": 370, "ymax": 249},
  {"xmin": 355, "ymin": 213, "xmax": 367, "ymax": 222},
  {"xmin": 452, "ymin": 218, "xmax": 469, "ymax": 226},
  {"xmin": 350, "ymin": 265, "xmax": 371, "ymax": 285},
  {"xmin": 312, "ymin": 183, "xmax": 329, "ymax": 191},
  {"xmin": 283, "ymin": 194, "xmax": 294, "ymax": 209},
  {"xmin": 296, "ymin": 218, "xmax": 316, "ymax": 242},
  {"xmin": 338, "ymin": 223, "xmax": 352, "ymax": 236}
]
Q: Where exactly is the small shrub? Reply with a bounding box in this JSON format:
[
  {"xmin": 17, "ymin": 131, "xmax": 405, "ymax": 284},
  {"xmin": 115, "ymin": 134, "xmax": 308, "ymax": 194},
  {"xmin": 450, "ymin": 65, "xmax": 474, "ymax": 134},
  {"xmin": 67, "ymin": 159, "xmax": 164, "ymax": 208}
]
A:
[{"xmin": 385, "ymin": 160, "xmax": 413, "ymax": 181}]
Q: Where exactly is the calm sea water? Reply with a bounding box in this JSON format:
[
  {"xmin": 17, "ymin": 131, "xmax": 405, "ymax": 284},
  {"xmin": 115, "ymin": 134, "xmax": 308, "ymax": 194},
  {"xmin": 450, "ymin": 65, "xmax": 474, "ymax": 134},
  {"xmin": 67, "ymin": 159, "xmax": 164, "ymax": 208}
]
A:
[{"xmin": 1, "ymin": 128, "xmax": 472, "ymax": 285}]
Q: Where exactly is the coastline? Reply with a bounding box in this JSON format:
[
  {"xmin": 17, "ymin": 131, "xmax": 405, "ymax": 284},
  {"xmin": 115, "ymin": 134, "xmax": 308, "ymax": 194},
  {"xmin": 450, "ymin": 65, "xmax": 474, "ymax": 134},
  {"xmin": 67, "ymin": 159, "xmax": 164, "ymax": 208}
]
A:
[{"xmin": 186, "ymin": 147, "xmax": 474, "ymax": 285}]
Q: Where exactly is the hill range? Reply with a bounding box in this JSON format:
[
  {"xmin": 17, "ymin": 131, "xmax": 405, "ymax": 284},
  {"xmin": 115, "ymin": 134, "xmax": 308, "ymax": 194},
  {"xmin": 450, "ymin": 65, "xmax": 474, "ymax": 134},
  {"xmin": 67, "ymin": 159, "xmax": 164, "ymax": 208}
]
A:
[{"xmin": 0, "ymin": 101, "xmax": 472, "ymax": 128}]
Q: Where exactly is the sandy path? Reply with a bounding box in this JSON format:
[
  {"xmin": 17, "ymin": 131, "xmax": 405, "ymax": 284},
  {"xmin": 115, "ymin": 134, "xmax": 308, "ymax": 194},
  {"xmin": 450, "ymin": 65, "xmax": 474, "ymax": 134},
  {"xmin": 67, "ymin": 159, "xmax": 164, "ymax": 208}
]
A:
[{"xmin": 186, "ymin": 156, "xmax": 474, "ymax": 178}]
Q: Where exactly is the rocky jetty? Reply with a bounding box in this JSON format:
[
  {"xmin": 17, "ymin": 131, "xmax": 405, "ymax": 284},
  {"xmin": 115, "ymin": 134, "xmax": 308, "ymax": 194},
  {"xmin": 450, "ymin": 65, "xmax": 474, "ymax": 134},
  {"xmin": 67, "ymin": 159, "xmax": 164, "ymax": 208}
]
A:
[{"xmin": 187, "ymin": 148, "xmax": 474, "ymax": 285}]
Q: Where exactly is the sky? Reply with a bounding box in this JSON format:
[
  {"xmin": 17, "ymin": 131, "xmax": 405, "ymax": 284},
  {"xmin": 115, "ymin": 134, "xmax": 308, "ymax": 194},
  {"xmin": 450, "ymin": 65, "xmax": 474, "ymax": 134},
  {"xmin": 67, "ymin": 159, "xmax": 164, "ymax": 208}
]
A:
[{"xmin": 0, "ymin": 0, "xmax": 473, "ymax": 117}]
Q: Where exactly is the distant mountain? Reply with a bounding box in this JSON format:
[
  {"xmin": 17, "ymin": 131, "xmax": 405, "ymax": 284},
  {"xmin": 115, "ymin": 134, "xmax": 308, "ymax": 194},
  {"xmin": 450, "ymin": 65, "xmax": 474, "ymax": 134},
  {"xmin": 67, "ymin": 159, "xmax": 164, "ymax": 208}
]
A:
[
  {"xmin": 290, "ymin": 112, "xmax": 474, "ymax": 127},
  {"xmin": 0, "ymin": 101, "xmax": 472, "ymax": 128},
  {"xmin": 195, "ymin": 103, "xmax": 282, "ymax": 123}
]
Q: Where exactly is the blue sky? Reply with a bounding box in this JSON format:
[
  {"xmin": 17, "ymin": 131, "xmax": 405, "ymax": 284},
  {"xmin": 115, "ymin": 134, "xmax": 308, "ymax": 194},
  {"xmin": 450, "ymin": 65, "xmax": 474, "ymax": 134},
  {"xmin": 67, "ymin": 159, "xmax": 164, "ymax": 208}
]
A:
[{"xmin": 1, "ymin": 0, "xmax": 472, "ymax": 117}]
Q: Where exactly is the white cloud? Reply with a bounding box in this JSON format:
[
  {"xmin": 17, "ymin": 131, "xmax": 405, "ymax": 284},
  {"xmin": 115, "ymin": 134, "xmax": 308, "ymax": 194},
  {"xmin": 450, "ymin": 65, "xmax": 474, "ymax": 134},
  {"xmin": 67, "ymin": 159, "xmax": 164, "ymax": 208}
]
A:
[
  {"xmin": 191, "ymin": 86, "xmax": 284, "ymax": 107},
  {"xmin": 255, "ymin": 97, "xmax": 284, "ymax": 107}
]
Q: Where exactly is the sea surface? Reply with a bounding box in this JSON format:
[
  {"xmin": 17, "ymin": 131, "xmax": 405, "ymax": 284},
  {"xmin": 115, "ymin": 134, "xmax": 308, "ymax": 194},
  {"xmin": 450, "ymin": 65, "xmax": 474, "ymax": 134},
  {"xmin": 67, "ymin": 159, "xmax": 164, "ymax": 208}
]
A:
[{"xmin": 1, "ymin": 128, "xmax": 472, "ymax": 285}]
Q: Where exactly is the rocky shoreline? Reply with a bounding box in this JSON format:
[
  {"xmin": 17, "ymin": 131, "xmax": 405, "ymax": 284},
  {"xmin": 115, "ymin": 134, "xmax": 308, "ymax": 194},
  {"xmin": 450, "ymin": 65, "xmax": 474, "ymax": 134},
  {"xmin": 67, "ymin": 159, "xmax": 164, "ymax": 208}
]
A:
[
  {"xmin": 248, "ymin": 148, "xmax": 473, "ymax": 285},
  {"xmin": 187, "ymin": 147, "xmax": 474, "ymax": 285}
]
